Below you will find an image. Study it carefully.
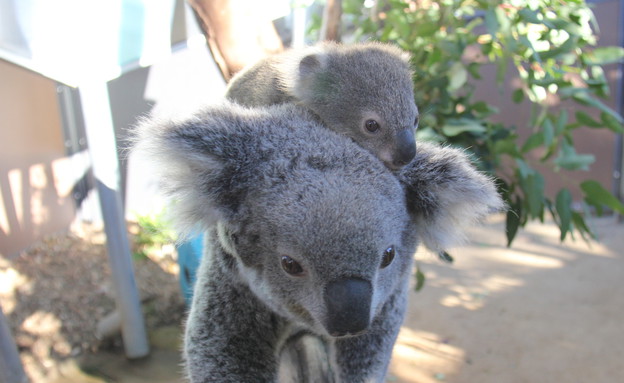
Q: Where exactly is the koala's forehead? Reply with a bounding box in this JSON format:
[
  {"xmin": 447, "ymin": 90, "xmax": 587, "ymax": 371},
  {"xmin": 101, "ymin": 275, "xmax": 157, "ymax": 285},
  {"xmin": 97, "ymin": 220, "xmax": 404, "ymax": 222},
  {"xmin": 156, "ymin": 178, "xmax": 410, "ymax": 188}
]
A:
[
  {"xmin": 253, "ymin": 164, "xmax": 407, "ymax": 248},
  {"xmin": 325, "ymin": 56, "xmax": 417, "ymax": 127}
]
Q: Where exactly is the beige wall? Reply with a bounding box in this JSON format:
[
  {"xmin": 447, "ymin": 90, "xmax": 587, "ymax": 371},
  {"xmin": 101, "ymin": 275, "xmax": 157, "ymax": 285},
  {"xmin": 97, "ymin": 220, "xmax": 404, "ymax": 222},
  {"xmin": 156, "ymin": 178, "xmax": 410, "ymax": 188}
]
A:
[{"xmin": 0, "ymin": 60, "xmax": 76, "ymax": 256}]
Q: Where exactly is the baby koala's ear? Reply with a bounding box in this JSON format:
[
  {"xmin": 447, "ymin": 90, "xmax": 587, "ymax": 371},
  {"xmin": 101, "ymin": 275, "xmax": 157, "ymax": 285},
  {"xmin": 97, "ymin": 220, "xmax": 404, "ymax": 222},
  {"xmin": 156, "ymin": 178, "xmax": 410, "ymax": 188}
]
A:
[
  {"xmin": 397, "ymin": 142, "xmax": 505, "ymax": 254},
  {"xmin": 283, "ymin": 44, "xmax": 337, "ymax": 109},
  {"xmin": 299, "ymin": 53, "xmax": 325, "ymax": 77}
]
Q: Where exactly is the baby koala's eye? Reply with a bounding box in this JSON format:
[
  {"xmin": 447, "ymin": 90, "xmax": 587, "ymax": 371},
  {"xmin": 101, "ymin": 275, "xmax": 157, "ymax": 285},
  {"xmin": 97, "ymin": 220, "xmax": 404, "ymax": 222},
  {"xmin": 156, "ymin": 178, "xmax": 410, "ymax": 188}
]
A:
[
  {"xmin": 281, "ymin": 255, "xmax": 305, "ymax": 276},
  {"xmin": 364, "ymin": 119, "xmax": 381, "ymax": 133},
  {"xmin": 380, "ymin": 245, "xmax": 395, "ymax": 269},
  {"xmin": 414, "ymin": 116, "xmax": 420, "ymax": 128}
]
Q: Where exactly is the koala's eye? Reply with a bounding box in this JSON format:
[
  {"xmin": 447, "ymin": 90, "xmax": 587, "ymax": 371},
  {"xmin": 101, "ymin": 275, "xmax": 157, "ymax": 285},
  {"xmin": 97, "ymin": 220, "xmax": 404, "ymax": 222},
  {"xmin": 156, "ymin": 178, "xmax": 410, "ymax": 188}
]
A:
[
  {"xmin": 414, "ymin": 116, "xmax": 419, "ymax": 127},
  {"xmin": 281, "ymin": 255, "xmax": 305, "ymax": 276},
  {"xmin": 380, "ymin": 246, "xmax": 395, "ymax": 269},
  {"xmin": 364, "ymin": 119, "xmax": 381, "ymax": 133}
]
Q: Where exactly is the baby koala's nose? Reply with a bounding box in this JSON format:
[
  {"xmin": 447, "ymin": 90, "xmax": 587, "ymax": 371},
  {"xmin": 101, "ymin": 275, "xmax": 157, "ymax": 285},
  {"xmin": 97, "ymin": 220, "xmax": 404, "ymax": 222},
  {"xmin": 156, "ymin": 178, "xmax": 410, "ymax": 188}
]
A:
[
  {"xmin": 391, "ymin": 129, "xmax": 416, "ymax": 168},
  {"xmin": 324, "ymin": 278, "xmax": 372, "ymax": 337}
]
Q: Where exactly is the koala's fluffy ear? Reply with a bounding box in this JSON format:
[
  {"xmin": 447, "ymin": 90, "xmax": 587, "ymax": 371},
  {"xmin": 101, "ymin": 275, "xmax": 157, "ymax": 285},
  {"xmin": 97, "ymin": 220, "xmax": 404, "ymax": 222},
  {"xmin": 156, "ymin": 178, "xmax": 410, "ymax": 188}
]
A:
[
  {"xmin": 131, "ymin": 104, "xmax": 260, "ymax": 237},
  {"xmin": 398, "ymin": 142, "xmax": 505, "ymax": 254}
]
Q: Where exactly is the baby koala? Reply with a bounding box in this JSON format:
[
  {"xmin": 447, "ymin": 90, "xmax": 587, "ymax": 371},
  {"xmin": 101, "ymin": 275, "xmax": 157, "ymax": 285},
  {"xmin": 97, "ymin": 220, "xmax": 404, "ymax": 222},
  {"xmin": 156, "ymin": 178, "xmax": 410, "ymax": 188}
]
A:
[{"xmin": 225, "ymin": 41, "xmax": 419, "ymax": 170}]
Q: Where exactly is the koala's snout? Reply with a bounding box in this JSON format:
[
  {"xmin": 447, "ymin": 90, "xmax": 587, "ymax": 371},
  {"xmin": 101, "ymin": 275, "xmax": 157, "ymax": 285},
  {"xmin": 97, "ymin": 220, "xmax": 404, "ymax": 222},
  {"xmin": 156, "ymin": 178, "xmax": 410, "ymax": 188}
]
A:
[
  {"xmin": 392, "ymin": 128, "xmax": 416, "ymax": 168},
  {"xmin": 324, "ymin": 278, "xmax": 372, "ymax": 337}
]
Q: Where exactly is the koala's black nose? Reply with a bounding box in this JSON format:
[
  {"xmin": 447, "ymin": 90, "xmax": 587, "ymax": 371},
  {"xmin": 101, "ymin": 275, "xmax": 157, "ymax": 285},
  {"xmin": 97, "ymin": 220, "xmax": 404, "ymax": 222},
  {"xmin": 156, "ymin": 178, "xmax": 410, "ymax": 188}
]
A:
[
  {"xmin": 392, "ymin": 128, "xmax": 416, "ymax": 168},
  {"xmin": 324, "ymin": 278, "xmax": 372, "ymax": 337}
]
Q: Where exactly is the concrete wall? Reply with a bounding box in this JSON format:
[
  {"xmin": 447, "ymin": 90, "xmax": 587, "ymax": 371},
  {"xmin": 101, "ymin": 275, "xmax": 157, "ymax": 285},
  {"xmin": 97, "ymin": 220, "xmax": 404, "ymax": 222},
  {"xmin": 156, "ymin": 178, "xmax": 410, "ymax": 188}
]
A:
[
  {"xmin": 0, "ymin": 0, "xmax": 223, "ymax": 257},
  {"xmin": 0, "ymin": 60, "xmax": 76, "ymax": 256}
]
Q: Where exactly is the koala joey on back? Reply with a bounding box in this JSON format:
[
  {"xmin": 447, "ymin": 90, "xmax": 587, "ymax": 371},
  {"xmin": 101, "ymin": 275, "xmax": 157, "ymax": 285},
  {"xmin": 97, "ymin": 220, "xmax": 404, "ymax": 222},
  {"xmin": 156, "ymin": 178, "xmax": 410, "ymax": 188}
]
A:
[
  {"xmin": 225, "ymin": 42, "xmax": 418, "ymax": 170},
  {"xmin": 133, "ymin": 102, "xmax": 503, "ymax": 382}
]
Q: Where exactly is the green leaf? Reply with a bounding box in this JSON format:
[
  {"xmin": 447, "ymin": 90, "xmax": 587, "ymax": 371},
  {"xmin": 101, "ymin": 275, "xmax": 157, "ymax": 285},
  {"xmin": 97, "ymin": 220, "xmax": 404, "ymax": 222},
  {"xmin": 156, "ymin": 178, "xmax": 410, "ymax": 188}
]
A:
[
  {"xmin": 575, "ymin": 111, "xmax": 602, "ymax": 128},
  {"xmin": 539, "ymin": 37, "xmax": 578, "ymax": 61},
  {"xmin": 441, "ymin": 118, "xmax": 487, "ymax": 136},
  {"xmin": 438, "ymin": 251, "xmax": 454, "ymax": 263},
  {"xmin": 554, "ymin": 142, "xmax": 595, "ymax": 171},
  {"xmin": 516, "ymin": 158, "xmax": 532, "ymax": 179},
  {"xmin": 583, "ymin": 46, "xmax": 624, "ymax": 65},
  {"xmin": 590, "ymin": 65, "xmax": 607, "ymax": 85},
  {"xmin": 467, "ymin": 62, "xmax": 482, "ymax": 79},
  {"xmin": 416, "ymin": 126, "xmax": 444, "ymax": 142},
  {"xmin": 542, "ymin": 118, "xmax": 554, "ymax": 147},
  {"xmin": 555, "ymin": 189, "xmax": 572, "ymax": 241},
  {"xmin": 512, "ymin": 88, "xmax": 524, "ymax": 103},
  {"xmin": 472, "ymin": 101, "xmax": 499, "ymax": 117},
  {"xmin": 427, "ymin": 48, "xmax": 443, "ymax": 66},
  {"xmin": 558, "ymin": 86, "xmax": 588, "ymax": 99},
  {"xmin": 495, "ymin": 6, "xmax": 511, "ymax": 34},
  {"xmin": 447, "ymin": 62, "xmax": 468, "ymax": 92},
  {"xmin": 493, "ymin": 137, "xmax": 520, "ymax": 157},
  {"xmin": 521, "ymin": 132, "xmax": 543, "ymax": 153},
  {"xmin": 414, "ymin": 20, "xmax": 440, "ymax": 38},
  {"xmin": 600, "ymin": 112, "xmax": 624, "ymax": 133},
  {"xmin": 580, "ymin": 180, "xmax": 624, "ymax": 215},
  {"xmin": 571, "ymin": 211, "xmax": 596, "ymax": 241},
  {"xmin": 540, "ymin": 141, "xmax": 558, "ymax": 162},
  {"xmin": 572, "ymin": 92, "xmax": 624, "ymax": 124},
  {"xmin": 526, "ymin": 173, "xmax": 545, "ymax": 218},
  {"xmin": 415, "ymin": 266, "xmax": 426, "ymax": 292},
  {"xmin": 555, "ymin": 110, "xmax": 568, "ymax": 135},
  {"xmin": 519, "ymin": 35, "xmax": 542, "ymax": 63},
  {"xmin": 518, "ymin": 8, "xmax": 542, "ymax": 24},
  {"xmin": 495, "ymin": 56, "xmax": 508, "ymax": 85},
  {"xmin": 485, "ymin": 8, "xmax": 499, "ymax": 37},
  {"xmin": 506, "ymin": 201, "xmax": 521, "ymax": 247}
]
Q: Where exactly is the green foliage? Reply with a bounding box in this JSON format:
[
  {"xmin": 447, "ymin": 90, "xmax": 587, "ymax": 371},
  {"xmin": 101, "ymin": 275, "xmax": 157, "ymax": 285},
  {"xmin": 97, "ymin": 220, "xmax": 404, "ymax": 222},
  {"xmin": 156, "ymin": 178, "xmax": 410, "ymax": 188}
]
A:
[
  {"xmin": 334, "ymin": 0, "xmax": 624, "ymax": 244},
  {"xmin": 415, "ymin": 266, "xmax": 426, "ymax": 291},
  {"xmin": 133, "ymin": 211, "xmax": 177, "ymax": 260}
]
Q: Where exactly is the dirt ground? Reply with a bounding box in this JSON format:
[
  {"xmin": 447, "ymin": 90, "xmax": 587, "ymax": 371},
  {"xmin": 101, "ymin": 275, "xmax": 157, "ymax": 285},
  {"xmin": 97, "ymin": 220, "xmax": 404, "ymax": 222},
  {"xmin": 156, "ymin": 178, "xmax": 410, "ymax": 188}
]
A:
[
  {"xmin": 1, "ymin": 215, "xmax": 623, "ymax": 382},
  {"xmin": 0, "ymin": 222, "xmax": 186, "ymax": 383},
  {"xmin": 389, "ymin": 215, "xmax": 624, "ymax": 383}
]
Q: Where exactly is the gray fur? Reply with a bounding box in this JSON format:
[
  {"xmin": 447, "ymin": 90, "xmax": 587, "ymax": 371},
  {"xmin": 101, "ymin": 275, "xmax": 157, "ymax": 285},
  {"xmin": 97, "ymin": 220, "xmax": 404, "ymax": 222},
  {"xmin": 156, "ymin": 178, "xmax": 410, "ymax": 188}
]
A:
[
  {"xmin": 225, "ymin": 42, "xmax": 419, "ymax": 170},
  {"xmin": 132, "ymin": 102, "xmax": 503, "ymax": 382}
]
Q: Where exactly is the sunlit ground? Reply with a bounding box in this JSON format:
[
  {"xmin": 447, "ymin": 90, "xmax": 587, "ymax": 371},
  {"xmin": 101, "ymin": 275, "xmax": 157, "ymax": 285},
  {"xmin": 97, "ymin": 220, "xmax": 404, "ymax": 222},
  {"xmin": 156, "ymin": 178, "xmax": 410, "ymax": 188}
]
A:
[{"xmin": 388, "ymin": 214, "xmax": 623, "ymax": 383}]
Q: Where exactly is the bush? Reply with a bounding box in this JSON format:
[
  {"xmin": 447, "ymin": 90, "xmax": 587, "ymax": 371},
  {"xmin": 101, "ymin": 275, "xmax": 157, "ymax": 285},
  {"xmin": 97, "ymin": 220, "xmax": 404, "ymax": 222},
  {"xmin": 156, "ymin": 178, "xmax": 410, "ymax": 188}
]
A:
[{"xmin": 318, "ymin": 0, "xmax": 624, "ymax": 244}]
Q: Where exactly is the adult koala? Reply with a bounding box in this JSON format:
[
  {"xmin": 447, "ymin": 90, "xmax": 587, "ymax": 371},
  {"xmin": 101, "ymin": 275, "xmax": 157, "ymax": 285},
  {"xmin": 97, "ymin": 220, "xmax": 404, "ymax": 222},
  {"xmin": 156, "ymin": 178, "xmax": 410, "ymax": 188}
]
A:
[{"xmin": 133, "ymin": 102, "xmax": 503, "ymax": 383}]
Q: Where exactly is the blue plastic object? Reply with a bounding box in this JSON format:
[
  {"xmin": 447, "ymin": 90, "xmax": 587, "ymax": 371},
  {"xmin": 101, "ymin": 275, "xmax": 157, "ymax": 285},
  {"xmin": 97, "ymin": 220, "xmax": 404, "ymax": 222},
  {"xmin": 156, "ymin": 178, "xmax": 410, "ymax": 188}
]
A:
[{"xmin": 176, "ymin": 233, "xmax": 204, "ymax": 306}]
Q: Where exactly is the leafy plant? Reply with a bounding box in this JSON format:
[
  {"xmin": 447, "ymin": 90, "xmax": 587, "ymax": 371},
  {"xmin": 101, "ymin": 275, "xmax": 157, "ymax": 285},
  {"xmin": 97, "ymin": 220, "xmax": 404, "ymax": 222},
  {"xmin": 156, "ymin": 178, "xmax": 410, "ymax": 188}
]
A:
[
  {"xmin": 133, "ymin": 211, "xmax": 177, "ymax": 260},
  {"xmin": 320, "ymin": 0, "xmax": 624, "ymax": 244}
]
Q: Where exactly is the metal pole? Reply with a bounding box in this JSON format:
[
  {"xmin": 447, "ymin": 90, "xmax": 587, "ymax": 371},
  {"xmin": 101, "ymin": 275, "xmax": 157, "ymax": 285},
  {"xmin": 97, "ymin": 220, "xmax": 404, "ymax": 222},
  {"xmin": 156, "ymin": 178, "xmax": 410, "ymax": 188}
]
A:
[
  {"xmin": 0, "ymin": 305, "xmax": 29, "ymax": 383},
  {"xmin": 79, "ymin": 80, "xmax": 150, "ymax": 359},
  {"xmin": 291, "ymin": 1, "xmax": 307, "ymax": 48}
]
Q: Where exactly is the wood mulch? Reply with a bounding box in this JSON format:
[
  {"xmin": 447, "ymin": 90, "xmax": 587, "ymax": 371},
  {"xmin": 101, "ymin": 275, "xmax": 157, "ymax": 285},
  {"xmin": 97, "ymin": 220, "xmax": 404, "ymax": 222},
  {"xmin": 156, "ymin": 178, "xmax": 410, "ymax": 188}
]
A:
[{"xmin": 0, "ymin": 223, "xmax": 186, "ymax": 382}]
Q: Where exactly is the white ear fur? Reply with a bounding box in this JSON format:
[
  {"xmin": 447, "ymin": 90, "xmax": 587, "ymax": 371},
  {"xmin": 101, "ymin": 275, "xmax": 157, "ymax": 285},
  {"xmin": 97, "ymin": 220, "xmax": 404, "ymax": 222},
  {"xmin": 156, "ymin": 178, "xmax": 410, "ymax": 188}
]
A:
[
  {"xmin": 131, "ymin": 112, "xmax": 228, "ymax": 240},
  {"xmin": 401, "ymin": 142, "xmax": 505, "ymax": 253}
]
